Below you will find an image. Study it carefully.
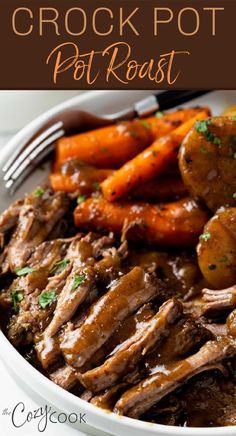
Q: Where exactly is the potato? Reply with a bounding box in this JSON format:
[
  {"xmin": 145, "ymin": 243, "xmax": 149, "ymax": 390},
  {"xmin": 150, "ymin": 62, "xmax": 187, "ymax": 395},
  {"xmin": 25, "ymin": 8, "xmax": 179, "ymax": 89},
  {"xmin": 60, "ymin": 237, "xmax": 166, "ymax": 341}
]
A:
[
  {"xmin": 197, "ymin": 208, "xmax": 236, "ymax": 288},
  {"xmin": 179, "ymin": 117, "xmax": 236, "ymax": 211},
  {"xmin": 221, "ymin": 106, "xmax": 236, "ymax": 117}
]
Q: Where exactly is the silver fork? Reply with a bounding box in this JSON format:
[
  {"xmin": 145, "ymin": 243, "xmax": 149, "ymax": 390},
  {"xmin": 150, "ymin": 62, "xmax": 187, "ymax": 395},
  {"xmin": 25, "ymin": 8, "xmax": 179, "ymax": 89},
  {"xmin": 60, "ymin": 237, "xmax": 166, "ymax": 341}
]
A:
[{"xmin": 2, "ymin": 90, "xmax": 209, "ymax": 195}]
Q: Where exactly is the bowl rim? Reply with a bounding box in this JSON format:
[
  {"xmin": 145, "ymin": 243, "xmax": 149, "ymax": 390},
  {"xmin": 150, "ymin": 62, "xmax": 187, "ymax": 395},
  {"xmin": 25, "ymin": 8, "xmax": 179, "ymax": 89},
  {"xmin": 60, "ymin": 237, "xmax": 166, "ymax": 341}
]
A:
[
  {"xmin": 1, "ymin": 90, "xmax": 236, "ymax": 436},
  {"xmin": 2, "ymin": 330, "xmax": 236, "ymax": 436}
]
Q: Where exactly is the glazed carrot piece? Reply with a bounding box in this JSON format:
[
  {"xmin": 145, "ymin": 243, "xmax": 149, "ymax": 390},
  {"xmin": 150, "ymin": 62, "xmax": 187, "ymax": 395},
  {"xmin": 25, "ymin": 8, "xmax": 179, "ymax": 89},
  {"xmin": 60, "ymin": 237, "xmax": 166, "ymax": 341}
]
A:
[
  {"xmin": 101, "ymin": 110, "xmax": 209, "ymax": 201},
  {"xmin": 50, "ymin": 165, "xmax": 113, "ymax": 194},
  {"xmin": 74, "ymin": 197, "xmax": 209, "ymax": 247},
  {"xmin": 146, "ymin": 106, "xmax": 210, "ymax": 138},
  {"xmin": 55, "ymin": 108, "xmax": 209, "ymax": 169},
  {"xmin": 132, "ymin": 175, "xmax": 188, "ymax": 201},
  {"xmin": 55, "ymin": 119, "xmax": 153, "ymax": 169}
]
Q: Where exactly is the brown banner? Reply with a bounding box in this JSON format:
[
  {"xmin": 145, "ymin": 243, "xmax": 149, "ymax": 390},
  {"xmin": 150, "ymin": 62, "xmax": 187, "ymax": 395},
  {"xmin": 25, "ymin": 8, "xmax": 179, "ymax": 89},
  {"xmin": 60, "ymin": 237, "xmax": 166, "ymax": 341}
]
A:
[{"xmin": 0, "ymin": 0, "xmax": 235, "ymax": 89}]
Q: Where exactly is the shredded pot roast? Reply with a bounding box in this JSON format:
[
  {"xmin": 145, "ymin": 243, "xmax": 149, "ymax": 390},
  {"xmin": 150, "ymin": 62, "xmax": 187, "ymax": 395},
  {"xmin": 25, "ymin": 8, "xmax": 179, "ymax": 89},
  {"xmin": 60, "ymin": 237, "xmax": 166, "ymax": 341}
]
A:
[{"xmin": 0, "ymin": 107, "xmax": 236, "ymax": 428}]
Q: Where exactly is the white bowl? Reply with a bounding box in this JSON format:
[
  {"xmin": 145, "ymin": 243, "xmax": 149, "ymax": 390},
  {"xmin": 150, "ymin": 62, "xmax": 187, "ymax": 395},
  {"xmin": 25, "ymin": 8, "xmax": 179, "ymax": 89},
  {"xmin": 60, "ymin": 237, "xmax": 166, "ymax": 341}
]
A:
[{"xmin": 1, "ymin": 90, "xmax": 236, "ymax": 436}]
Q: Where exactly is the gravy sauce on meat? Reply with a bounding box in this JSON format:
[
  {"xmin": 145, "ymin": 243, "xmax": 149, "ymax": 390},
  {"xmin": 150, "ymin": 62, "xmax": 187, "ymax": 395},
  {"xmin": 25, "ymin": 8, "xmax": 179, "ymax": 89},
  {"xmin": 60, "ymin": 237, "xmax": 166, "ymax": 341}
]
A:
[{"xmin": 1, "ymin": 108, "xmax": 236, "ymax": 428}]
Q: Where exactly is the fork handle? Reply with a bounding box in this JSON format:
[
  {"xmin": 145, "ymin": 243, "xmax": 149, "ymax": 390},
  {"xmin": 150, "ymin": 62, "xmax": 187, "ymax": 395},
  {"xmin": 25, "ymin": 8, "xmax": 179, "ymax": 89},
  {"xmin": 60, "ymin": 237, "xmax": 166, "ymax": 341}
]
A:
[
  {"xmin": 134, "ymin": 90, "xmax": 210, "ymax": 119},
  {"xmin": 62, "ymin": 90, "xmax": 211, "ymax": 134},
  {"xmin": 6, "ymin": 90, "xmax": 211, "ymax": 158}
]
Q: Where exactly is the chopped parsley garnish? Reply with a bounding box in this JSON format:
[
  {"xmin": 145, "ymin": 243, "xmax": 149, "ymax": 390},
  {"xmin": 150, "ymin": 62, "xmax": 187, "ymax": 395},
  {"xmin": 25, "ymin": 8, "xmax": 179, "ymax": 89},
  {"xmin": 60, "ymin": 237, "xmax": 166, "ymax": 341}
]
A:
[
  {"xmin": 141, "ymin": 120, "xmax": 150, "ymax": 129},
  {"xmin": 233, "ymin": 193, "xmax": 236, "ymax": 200},
  {"xmin": 77, "ymin": 195, "xmax": 86, "ymax": 205},
  {"xmin": 34, "ymin": 187, "xmax": 45, "ymax": 198},
  {"xmin": 155, "ymin": 111, "xmax": 164, "ymax": 118},
  {"xmin": 39, "ymin": 290, "xmax": 57, "ymax": 309},
  {"xmin": 71, "ymin": 274, "xmax": 86, "ymax": 291},
  {"xmin": 92, "ymin": 182, "xmax": 100, "ymax": 190},
  {"xmin": 195, "ymin": 120, "xmax": 221, "ymax": 145},
  {"xmin": 199, "ymin": 232, "xmax": 211, "ymax": 242},
  {"xmin": 231, "ymin": 115, "xmax": 236, "ymax": 121},
  {"xmin": 11, "ymin": 290, "xmax": 24, "ymax": 312},
  {"xmin": 209, "ymin": 132, "xmax": 220, "ymax": 143},
  {"xmin": 213, "ymin": 136, "xmax": 221, "ymax": 145},
  {"xmin": 195, "ymin": 120, "xmax": 210, "ymax": 134},
  {"xmin": 200, "ymin": 145, "xmax": 208, "ymax": 154},
  {"xmin": 200, "ymin": 145, "xmax": 213, "ymax": 158},
  {"xmin": 219, "ymin": 255, "xmax": 229, "ymax": 263},
  {"xmin": 208, "ymin": 264, "xmax": 217, "ymax": 270},
  {"xmin": 15, "ymin": 266, "xmax": 35, "ymax": 276},
  {"xmin": 233, "ymin": 152, "xmax": 236, "ymax": 159},
  {"xmin": 51, "ymin": 259, "xmax": 70, "ymax": 275},
  {"xmin": 101, "ymin": 147, "xmax": 108, "ymax": 153},
  {"xmin": 129, "ymin": 131, "xmax": 138, "ymax": 138}
]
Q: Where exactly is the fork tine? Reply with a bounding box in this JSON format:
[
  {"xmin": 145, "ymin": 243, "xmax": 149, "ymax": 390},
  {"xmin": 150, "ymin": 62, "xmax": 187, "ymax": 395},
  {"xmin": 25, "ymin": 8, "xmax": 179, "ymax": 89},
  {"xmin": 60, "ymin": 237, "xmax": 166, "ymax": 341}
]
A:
[
  {"xmin": 6, "ymin": 144, "xmax": 56, "ymax": 196},
  {"xmin": 11, "ymin": 128, "xmax": 64, "ymax": 180},
  {"xmin": 3, "ymin": 121, "xmax": 63, "ymax": 178},
  {"xmin": 5, "ymin": 128, "xmax": 64, "ymax": 195}
]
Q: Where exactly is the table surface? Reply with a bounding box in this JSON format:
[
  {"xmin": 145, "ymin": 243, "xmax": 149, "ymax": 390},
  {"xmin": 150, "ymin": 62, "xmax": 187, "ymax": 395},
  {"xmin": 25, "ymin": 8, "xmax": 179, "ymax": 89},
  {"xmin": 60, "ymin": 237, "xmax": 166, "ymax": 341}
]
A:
[{"xmin": 0, "ymin": 133, "xmax": 88, "ymax": 436}]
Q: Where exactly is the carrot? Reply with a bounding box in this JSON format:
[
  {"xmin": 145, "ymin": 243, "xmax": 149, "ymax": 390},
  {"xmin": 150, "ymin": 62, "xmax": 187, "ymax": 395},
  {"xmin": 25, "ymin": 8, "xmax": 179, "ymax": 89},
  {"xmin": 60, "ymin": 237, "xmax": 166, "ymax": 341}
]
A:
[
  {"xmin": 49, "ymin": 159, "xmax": 114, "ymax": 195},
  {"xmin": 55, "ymin": 108, "xmax": 209, "ymax": 169},
  {"xmin": 50, "ymin": 161, "xmax": 113, "ymax": 194},
  {"xmin": 132, "ymin": 176, "xmax": 188, "ymax": 201},
  {"xmin": 74, "ymin": 197, "xmax": 209, "ymax": 247},
  {"xmin": 101, "ymin": 110, "xmax": 209, "ymax": 201},
  {"xmin": 55, "ymin": 119, "xmax": 153, "ymax": 169},
  {"xmin": 50, "ymin": 171, "xmax": 112, "ymax": 194},
  {"xmin": 146, "ymin": 106, "xmax": 210, "ymax": 138}
]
